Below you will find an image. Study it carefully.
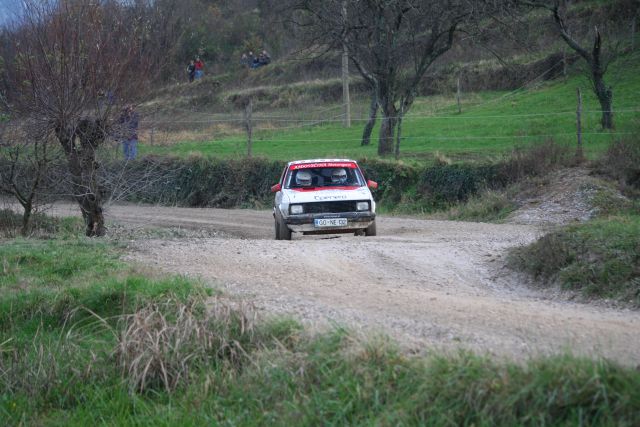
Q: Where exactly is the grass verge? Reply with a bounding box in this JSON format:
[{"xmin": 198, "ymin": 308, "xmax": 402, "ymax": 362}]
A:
[
  {"xmin": 444, "ymin": 190, "xmax": 516, "ymax": 222},
  {"xmin": 1, "ymin": 238, "xmax": 640, "ymax": 425},
  {"xmin": 0, "ymin": 209, "xmax": 84, "ymax": 239},
  {"xmin": 507, "ymin": 214, "xmax": 640, "ymax": 306}
]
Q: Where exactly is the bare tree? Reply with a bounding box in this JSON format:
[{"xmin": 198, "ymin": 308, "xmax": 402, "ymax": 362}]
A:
[
  {"xmin": 4, "ymin": 0, "xmax": 161, "ymax": 236},
  {"xmin": 0, "ymin": 120, "xmax": 59, "ymax": 236},
  {"xmin": 292, "ymin": 0, "xmax": 478, "ymax": 156},
  {"xmin": 518, "ymin": 0, "xmax": 635, "ymax": 129},
  {"xmin": 361, "ymin": 89, "xmax": 379, "ymax": 146}
]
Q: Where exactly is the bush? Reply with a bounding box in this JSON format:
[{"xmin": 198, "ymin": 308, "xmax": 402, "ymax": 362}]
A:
[
  {"xmin": 358, "ymin": 159, "xmax": 420, "ymax": 207},
  {"xmin": 120, "ymin": 156, "xmax": 284, "ymax": 208},
  {"xmin": 446, "ymin": 191, "xmax": 516, "ymax": 222},
  {"xmin": 595, "ymin": 139, "xmax": 640, "ymax": 196},
  {"xmin": 417, "ymin": 164, "xmax": 504, "ymax": 208},
  {"xmin": 507, "ymin": 216, "xmax": 640, "ymax": 306},
  {"xmin": 110, "ymin": 141, "xmax": 569, "ymax": 213},
  {"xmin": 498, "ymin": 139, "xmax": 571, "ymax": 183}
]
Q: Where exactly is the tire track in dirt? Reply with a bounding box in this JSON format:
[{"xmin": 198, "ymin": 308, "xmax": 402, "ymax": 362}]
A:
[{"xmin": 87, "ymin": 204, "xmax": 640, "ymax": 366}]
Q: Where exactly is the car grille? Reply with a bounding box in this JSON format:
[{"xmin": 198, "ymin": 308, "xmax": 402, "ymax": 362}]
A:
[{"xmin": 303, "ymin": 201, "xmax": 358, "ymax": 214}]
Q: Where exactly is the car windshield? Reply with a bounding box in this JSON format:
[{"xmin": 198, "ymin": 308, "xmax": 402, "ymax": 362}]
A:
[{"xmin": 285, "ymin": 166, "xmax": 365, "ymax": 189}]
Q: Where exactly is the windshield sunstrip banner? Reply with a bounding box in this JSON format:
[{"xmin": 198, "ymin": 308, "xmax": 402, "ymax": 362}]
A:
[{"xmin": 290, "ymin": 162, "xmax": 357, "ymax": 170}]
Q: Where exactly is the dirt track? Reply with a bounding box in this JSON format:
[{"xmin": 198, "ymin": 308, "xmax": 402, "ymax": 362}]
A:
[{"xmin": 54, "ymin": 202, "xmax": 639, "ymax": 367}]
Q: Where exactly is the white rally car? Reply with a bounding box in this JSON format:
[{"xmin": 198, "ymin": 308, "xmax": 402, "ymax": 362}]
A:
[{"xmin": 271, "ymin": 159, "xmax": 378, "ymax": 240}]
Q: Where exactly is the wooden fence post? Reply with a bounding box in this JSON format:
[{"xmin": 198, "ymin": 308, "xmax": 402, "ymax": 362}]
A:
[
  {"xmin": 456, "ymin": 77, "xmax": 462, "ymax": 114},
  {"xmin": 576, "ymin": 87, "xmax": 583, "ymax": 162},
  {"xmin": 632, "ymin": 17, "xmax": 636, "ymax": 51},
  {"xmin": 244, "ymin": 98, "xmax": 253, "ymax": 158},
  {"xmin": 341, "ymin": 0, "xmax": 351, "ymax": 128}
]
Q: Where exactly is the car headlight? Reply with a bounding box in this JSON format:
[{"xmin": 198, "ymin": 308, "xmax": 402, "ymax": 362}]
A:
[
  {"xmin": 356, "ymin": 201, "xmax": 369, "ymax": 211},
  {"xmin": 290, "ymin": 204, "xmax": 304, "ymax": 214}
]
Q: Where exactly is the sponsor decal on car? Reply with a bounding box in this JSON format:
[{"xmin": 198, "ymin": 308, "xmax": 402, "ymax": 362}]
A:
[
  {"xmin": 313, "ymin": 194, "xmax": 348, "ymax": 200},
  {"xmin": 290, "ymin": 162, "xmax": 357, "ymax": 170}
]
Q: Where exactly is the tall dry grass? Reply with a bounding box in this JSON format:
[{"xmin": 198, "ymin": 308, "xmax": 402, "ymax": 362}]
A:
[{"xmin": 114, "ymin": 297, "xmax": 256, "ymax": 393}]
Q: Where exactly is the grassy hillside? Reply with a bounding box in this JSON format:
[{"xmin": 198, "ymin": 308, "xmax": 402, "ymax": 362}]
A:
[{"xmin": 139, "ymin": 51, "xmax": 640, "ymax": 162}]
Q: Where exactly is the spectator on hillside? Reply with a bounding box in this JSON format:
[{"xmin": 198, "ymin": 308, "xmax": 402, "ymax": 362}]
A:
[
  {"xmin": 119, "ymin": 105, "xmax": 139, "ymax": 160},
  {"xmin": 240, "ymin": 53, "xmax": 250, "ymax": 68},
  {"xmin": 249, "ymin": 49, "xmax": 271, "ymax": 69},
  {"xmin": 258, "ymin": 49, "xmax": 271, "ymax": 66},
  {"xmin": 194, "ymin": 56, "xmax": 204, "ymax": 79},
  {"xmin": 186, "ymin": 59, "xmax": 196, "ymax": 82},
  {"xmin": 247, "ymin": 51, "xmax": 256, "ymax": 68}
]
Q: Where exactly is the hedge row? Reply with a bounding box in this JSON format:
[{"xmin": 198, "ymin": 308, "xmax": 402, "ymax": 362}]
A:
[{"xmin": 117, "ymin": 141, "xmax": 569, "ymax": 211}]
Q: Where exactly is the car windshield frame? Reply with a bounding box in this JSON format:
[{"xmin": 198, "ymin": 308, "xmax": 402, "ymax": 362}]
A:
[{"xmin": 284, "ymin": 164, "xmax": 365, "ymax": 189}]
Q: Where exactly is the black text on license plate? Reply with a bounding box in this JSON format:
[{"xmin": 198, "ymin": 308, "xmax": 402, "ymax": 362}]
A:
[{"xmin": 314, "ymin": 218, "xmax": 348, "ymax": 227}]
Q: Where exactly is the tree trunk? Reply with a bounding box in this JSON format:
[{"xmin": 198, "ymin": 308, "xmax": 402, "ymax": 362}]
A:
[
  {"xmin": 377, "ymin": 94, "xmax": 397, "ymax": 156},
  {"xmin": 378, "ymin": 116, "xmax": 397, "ymax": 156},
  {"xmin": 593, "ymin": 74, "xmax": 613, "ymax": 129},
  {"xmin": 56, "ymin": 118, "xmax": 107, "ymax": 237},
  {"xmin": 21, "ymin": 201, "xmax": 32, "ymax": 237},
  {"xmin": 361, "ymin": 91, "xmax": 378, "ymax": 146},
  {"xmin": 67, "ymin": 160, "xmax": 105, "ymax": 237},
  {"xmin": 78, "ymin": 192, "xmax": 105, "ymax": 237}
]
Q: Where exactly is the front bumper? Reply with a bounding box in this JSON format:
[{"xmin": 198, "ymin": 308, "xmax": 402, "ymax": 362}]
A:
[{"xmin": 285, "ymin": 212, "xmax": 375, "ymax": 233}]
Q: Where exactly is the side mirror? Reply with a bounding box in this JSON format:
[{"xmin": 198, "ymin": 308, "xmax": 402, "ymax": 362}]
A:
[
  {"xmin": 367, "ymin": 180, "xmax": 378, "ymax": 190},
  {"xmin": 271, "ymin": 183, "xmax": 281, "ymax": 193}
]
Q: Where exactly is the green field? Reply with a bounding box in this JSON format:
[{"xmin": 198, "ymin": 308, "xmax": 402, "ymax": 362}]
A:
[{"xmin": 141, "ymin": 52, "xmax": 640, "ymax": 162}]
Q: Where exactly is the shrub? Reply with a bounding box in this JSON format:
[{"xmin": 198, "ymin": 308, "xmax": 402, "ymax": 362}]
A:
[
  {"xmin": 499, "ymin": 139, "xmax": 571, "ymax": 183},
  {"xmin": 108, "ymin": 140, "xmax": 569, "ymax": 213},
  {"xmin": 507, "ymin": 216, "xmax": 640, "ymax": 306},
  {"xmin": 594, "ymin": 139, "xmax": 640, "ymax": 196},
  {"xmin": 417, "ymin": 164, "xmax": 502, "ymax": 208},
  {"xmin": 358, "ymin": 159, "xmax": 420, "ymax": 206},
  {"xmin": 118, "ymin": 156, "xmax": 284, "ymax": 208},
  {"xmin": 447, "ymin": 191, "xmax": 516, "ymax": 222}
]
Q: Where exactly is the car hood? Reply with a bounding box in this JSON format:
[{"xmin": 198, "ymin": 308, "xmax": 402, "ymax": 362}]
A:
[{"xmin": 284, "ymin": 186, "xmax": 372, "ymax": 203}]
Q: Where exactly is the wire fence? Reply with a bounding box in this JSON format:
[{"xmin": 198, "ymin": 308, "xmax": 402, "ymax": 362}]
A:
[
  {"xmin": 136, "ymin": 54, "xmax": 639, "ymax": 149},
  {"xmin": 136, "ymin": 105, "xmax": 638, "ymax": 147}
]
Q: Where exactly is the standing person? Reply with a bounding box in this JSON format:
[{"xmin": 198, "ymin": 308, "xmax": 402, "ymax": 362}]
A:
[
  {"xmin": 186, "ymin": 59, "xmax": 196, "ymax": 82},
  {"xmin": 240, "ymin": 53, "xmax": 250, "ymax": 68},
  {"xmin": 248, "ymin": 51, "xmax": 257, "ymax": 69},
  {"xmin": 259, "ymin": 49, "xmax": 271, "ymax": 66},
  {"xmin": 119, "ymin": 105, "xmax": 139, "ymax": 160},
  {"xmin": 194, "ymin": 56, "xmax": 204, "ymax": 80}
]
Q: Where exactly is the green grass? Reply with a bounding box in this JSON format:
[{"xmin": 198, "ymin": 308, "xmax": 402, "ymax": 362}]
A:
[
  {"xmin": 0, "ymin": 209, "xmax": 85, "ymax": 238},
  {"xmin": 508, "ymin": 214, "xmax": 640, "ymax": 305},
  {"xmin": 140, "ymin": 51, "xmax": 640, "ymax": 162},
  {"xmin": 2, "ymin": 237, "xmax": 640, "ymax": 425},
  {"xmin": 0, "ymin": 239, "xmax": 205, "ymax": 341},
  {"xmin": 443, "ymin": 190, "xmax": 517, "ymax": 222}
]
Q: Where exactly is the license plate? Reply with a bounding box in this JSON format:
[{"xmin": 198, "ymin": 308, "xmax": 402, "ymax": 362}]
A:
[{"xmin": 314, "ymin": 218, "xmax": 348, "ymax": 227}]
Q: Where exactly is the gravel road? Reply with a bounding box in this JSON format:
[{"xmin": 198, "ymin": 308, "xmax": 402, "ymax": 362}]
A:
[{"xmin": 60, "ymin": 203, "xmax": 639, "ymax": 367}]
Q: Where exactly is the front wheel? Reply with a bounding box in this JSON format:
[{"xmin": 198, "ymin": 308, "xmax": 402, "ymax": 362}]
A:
[
  {"xmin": 365, "ymin": 220, "xmax": 377, "ymax": 237},
  {"xmin": 275, "ymin": 215, "xmax": 292, "ymax": 240}
]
